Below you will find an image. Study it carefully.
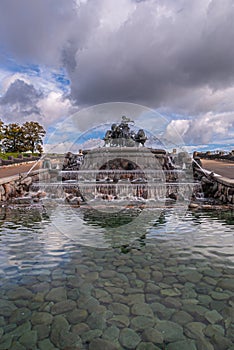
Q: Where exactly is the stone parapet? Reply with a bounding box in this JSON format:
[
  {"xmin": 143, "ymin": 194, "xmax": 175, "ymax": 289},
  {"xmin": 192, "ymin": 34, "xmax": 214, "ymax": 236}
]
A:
[
  {"xmin": 0, "ymin": 169, "xmax": 50, "ymax": 202},
  {"xmin": 194, "ymin": 168, "xmax": 234, "ymax": 204}
]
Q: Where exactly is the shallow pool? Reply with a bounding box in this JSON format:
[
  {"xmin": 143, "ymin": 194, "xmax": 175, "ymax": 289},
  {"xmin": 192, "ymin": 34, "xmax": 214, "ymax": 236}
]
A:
[{"xmin": 0, "ymin": 205, "xmax": 233, "ymax": 349}]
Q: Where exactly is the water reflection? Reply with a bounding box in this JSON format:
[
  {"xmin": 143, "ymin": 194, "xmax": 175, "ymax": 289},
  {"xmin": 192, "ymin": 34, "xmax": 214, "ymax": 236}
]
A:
[
  {"xmin": 0, "ymin": 205, "xmax": 234, "ymax": 349},
  {"xmin": 0, "ymin": 206, "xmax": 49, "ymax": 228},
  {"xmin": 0, "ymin": 206, "xmax": 69, "ymax": 282},
  {"xmin": 190, "ymin": 208, "xmax": 234, "ymax": 225},
  {"xmin": 82, "ymin": 206, "xmax": 142, "ymax": 228},
  {"xmin": 0, "ymin": 205, "xmax": 233, "ymax": 276}
]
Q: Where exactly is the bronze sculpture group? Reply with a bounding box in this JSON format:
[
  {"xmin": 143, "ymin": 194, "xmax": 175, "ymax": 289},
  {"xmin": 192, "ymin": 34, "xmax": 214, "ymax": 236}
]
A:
[{"xmin": 104, "ymin": 116, "xmax": 147, "ymax": 147}]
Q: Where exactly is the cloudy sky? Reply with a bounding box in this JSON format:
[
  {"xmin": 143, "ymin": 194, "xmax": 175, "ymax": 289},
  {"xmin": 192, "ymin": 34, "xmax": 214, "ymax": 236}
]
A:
[{"xmin": 0, "ymin": 0, "xmax": 233, "ymax": 151}]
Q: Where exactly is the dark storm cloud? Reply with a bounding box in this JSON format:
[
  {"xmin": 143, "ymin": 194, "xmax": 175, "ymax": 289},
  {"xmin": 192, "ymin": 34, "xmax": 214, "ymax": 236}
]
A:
[
  {"xmin": 0, "ymin": 0, "xmax": 234, "ymax": 144},
  {"xmin": 0, "ymin": 77, "xmax": 74, "ymax": 126},
  {"xmin": 0, "ymin": 0, "xmax": 100, "ymax": 67},
  {"xmin": 73, "ymin": 0, "xmax": 234, "ymax": 110},
  {"xmin": 0, "ymin": 79, "xmax": 42, "ymax": 121},
  {"xmin": 0, "ymin": 0, "xmax": 76, "ymax": 66},
  {"xmin": 1, "ymin": 79, "xmax": 42, "ymax": 106},
  {"xmin": 175, "ymin": 0, "xmax": 234, "ymax": 88}
]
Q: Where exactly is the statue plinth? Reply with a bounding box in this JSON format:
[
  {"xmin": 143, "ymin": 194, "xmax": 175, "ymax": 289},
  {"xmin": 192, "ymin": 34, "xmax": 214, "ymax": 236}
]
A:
[{"xmin": 81, "ymin": 147, "xmax": 165, "ymax": 173}]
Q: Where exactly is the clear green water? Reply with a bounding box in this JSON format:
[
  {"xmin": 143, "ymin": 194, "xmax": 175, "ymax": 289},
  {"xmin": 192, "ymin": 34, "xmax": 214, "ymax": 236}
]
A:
[{"xmin": 0, "ymin": 206, "xmax": 233, "ymax": 349}]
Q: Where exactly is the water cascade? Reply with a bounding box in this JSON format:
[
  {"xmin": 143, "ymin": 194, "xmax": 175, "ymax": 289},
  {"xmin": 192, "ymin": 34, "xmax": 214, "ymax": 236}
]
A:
[{"xmin": 34, "ymin": 117, "xmax": 196, "ymax": 210}]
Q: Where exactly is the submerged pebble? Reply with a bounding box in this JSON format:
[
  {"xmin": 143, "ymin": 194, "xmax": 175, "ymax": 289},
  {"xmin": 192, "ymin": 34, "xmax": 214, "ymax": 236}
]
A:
[{"xmin": 0, "ymin": 208, "xmax": 233, "ymax": 349}]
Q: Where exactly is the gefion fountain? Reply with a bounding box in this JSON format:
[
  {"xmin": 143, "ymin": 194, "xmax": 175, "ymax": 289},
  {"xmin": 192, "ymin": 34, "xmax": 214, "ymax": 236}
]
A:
[{"xmin": 47, "ymin": 116, "xmax": 195, "ymax": 213}]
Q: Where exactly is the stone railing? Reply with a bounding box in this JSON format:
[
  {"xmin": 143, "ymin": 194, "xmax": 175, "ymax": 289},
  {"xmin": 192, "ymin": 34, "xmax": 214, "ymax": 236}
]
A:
[
  {"xmin": 0, "ymin": 155, "xmax": 40, "ymax": 166},
  {"xmin": 195, "ymin": 151, "xmax": 234, "ymax": 162},
  {"xmin": 0, "ymin": 169, "xmax": 50, "ymax": 202},
  {"xmin": 193, "ymin": 167, "xmax": 234, "ymax": 205}
]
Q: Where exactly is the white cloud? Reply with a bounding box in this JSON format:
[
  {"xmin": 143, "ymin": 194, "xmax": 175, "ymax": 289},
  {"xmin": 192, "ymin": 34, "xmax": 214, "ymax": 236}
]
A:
[
  {"xmin": 165, "ymin": 112, "xmax": 234, "ymax": 145},
  {"xmin": 0, "ymin": 72, "xmax": 74, "ymax": 127},
  {"xmin": 164, "ymin": 119, "xmax": 190, "ymax": 143},
  {"xmin": 44, "ymin": 141, "xmax": 76, "ymax": 154},
  {"xmin": 38, "ymin": 91, "xmax": 73, "ymax": 124}
]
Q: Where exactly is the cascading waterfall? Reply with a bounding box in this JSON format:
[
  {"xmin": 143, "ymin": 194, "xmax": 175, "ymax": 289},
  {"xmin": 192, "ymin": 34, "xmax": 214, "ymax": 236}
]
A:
[
  {"xmin": 35, "ymin": 171, "xmax": 196, "ymax": 205},
  {"xmin": 34, "ymin": 143, "xmax": 196, "ymax": 207}
]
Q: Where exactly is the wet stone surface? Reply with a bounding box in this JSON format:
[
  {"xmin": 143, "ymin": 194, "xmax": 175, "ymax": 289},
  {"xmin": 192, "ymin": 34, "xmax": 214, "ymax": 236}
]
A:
[{"xmin": 0, "ymin": 243, "xmax": 233, "ymax": 350}]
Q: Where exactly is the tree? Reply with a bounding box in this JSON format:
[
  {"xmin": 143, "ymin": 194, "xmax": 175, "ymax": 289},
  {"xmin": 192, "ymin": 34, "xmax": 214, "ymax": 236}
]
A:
[
  {"xmin": 2, "ymin": 123, "xmax": 24, "ymax": 152},
  {"xmin": 22, "ymin": 121, "xmax": 46, "ymax": 153}
]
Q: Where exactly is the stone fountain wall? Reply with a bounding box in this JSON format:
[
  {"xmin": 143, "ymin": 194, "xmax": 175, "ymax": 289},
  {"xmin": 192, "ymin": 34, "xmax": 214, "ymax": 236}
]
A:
[
  {"xmin": 193, "ymin": 167, "xmax": 234, "ymax": 205},
  {"xmin": 81, "ymin": 147, "xmax": 160, "ymax": 169},
  {"xmin": 80, "ymin": 147, "xmax": 175, "ymax": 181},
  {"xmin": 0, "ymin": 169, "xmax": 50, "ymax": 202}
]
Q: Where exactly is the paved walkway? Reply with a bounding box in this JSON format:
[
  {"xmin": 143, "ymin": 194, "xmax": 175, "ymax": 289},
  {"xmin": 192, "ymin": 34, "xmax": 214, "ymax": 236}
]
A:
[
  {"xmin": 0, "ymin": 161, "xmax": 40, "ymax": 179},
  {"xmin": 201, "ymin": 159, "xmax": 234, "ymax": 179},
  {"xmin": 0, "ymin": 158, "xmax": 233, "ymax": 180}
]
